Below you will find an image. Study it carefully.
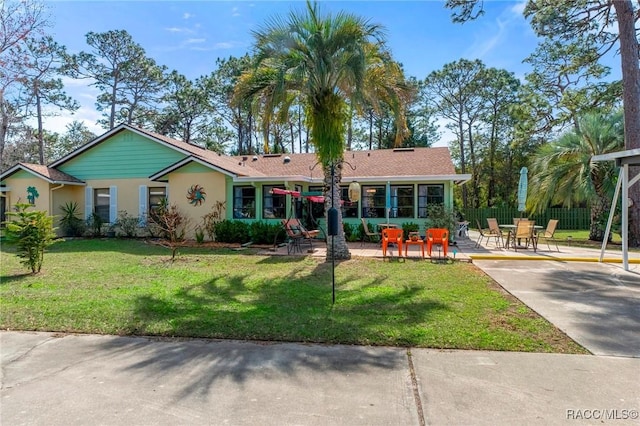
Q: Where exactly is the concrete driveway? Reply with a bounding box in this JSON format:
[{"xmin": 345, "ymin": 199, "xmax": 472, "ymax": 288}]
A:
[{"xmin": 473, "ymin": 259, "xmax": 640, "ymax": 357}]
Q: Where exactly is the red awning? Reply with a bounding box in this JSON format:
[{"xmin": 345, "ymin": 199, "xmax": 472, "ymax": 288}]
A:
[
  {"xmin": 271, "ymin": 188, "xmax": 301, "ymax": 197},
  {"xmin": 270, "ymin": 188, "xmax": 343, "ymax": 204}
]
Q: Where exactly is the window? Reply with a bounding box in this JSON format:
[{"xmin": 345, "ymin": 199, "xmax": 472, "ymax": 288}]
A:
[
  {"xmin": 262, "ymin": 185, "xmax": 286, "ymax": 219},
  {"xmin": 149, "ymin": 187, "xmax": 166, "ymax": 211},
  {"xmin": 390, "ymin": 185, "xmax": 414, "ymax": 218},
  {"xmin": 233, "ymin": 186, "xmax": 256, "ymax": 219},
  {"xmin": 294, "ymin": 185, "xmax": 303, "ymax": 219},
  {"xmin": 361, "ymin": 185, "xmax": 386, "ymax": 218},
  {"xmin": 308, "ymin": 186, "xmax": 325, "ymax": 220},
  {"xmin": 94, "ymin": 188, "xmax": 110, "ymax": 222},
  {"xmin": 418, "ymin": 184, "xmax": 444, "ymax": 218},
  {"xmin": 340, "ymin": 186, "xmax": 359, "ymax": 218}
]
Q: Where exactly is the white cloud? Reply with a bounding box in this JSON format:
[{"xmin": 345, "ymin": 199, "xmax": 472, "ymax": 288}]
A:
[
  {"xmin": 213, "ymin": 41, "xmax": 235, "ymax": 49},
  {"xmin": 232, "ymin": 7, "xmax": 240, "ymax": 17},
  {"xmin": 165, "ymin": 27, "xmax": 194, "ymax": 34},
  {"xmin": 465, "ymin": 18, "xmax": 506, "ymax": 59},
  {"xmin": 185, "ymin": 38, "xmax": 206, "ymax": 45},
  {"xmin": 185, "ymin": 40, "xmax": 242, "ymax": 52},
  {"xmin": 463, "ymin": 2, "xmax": 534, "ymax": 63},
  {"xmin": 40, "ymin": 105, "xmax": 103, "ymax": 136},
  {"xmin": 183, "ymin": 12, "xmax": 194, "ymax": 20},
  {"xmin": 510, "ymin": 1, "xmax": 527, "ymax": 16}
]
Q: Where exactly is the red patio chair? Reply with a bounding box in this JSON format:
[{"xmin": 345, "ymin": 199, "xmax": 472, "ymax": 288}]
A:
[
  {"xmin": 381, "ymin": 228, "xmax": 404, "ymax": 257},
  {"xmin": 426, "ymin": 228, "xmax": 449, "ymax": 257}
]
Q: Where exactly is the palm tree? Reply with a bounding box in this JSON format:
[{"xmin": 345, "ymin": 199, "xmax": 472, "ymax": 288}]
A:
[
  {"xmin": 234, "ymin": 1, "xmax": 411, "ymax": 260},
  {"xmin": 528, "ymin": 111, "xmax": 624, "ymax": 241}
]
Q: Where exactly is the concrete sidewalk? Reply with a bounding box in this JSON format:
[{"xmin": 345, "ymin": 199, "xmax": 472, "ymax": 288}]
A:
[{"xmin": 2, "ymin": 331, "xmax": 639, "ymax": 425}]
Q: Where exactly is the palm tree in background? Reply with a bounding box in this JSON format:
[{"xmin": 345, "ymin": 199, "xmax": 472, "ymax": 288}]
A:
[
  {"xmin": 234, "ymin": 1, "xmax": 411, "ymax": 260},
  {"xmin": 528, "ymin": 111, "xmax": 624, "ymax": 241}
]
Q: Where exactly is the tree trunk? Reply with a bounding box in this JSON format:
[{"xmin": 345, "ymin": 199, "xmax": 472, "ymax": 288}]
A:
[
  {"xmin": 324, "ymin": 160, "xmax": 350, "ymax": 261},
  {"xmin": 298, "ymin": 104, "xmax": 303, "ymax": 154},
  {"xmin": 588, "ymin": 193, "xmax": 610, "ymax": 241},
  {"xmin": 289, "ymin": 122, "xmax": 295, "ymax": 153},
  {"xmin": 109, "ymin": 83, "xmax": 118, "ymax": 130},
  {"xmin": 347, "ymin": 110, "xmax": 353, "ymax": 151},
  {"xmin": 487, "ymin": 107, "xmax": 498, "ymax": 206},
  {"xmin": 0, "ymin": 94, "xmax": 7, "ymax": 168},
  {"xmin": 613, "ymin": 0, "xmax": 640, "ymax": 246},
  {"xmin": 368, "ymin": 110, "xmax": 373, "ymax": 150},
  {"xmin": 237, "ymin": 106, "xmax": 243, "ymax": 154},
  {"xmin": 36, "ymin": 89, "xmax": 44, "ymax": 165},
  {"xmin": 457, "ymin": 119, "xmax": 468, "ymax": 208},
  {"xmin": 466, "ymin": 123, "xmax": 480, "ymax": 208}
]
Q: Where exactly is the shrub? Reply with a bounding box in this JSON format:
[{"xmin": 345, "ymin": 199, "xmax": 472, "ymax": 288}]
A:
[
  {"xmin": 202, "ymin": 201, "xmax": 226, "ymax": 241},
  {"xmin": 343, "ymin": 222, "xmax": 360, "ymax": 242},
  {"xmin": 147, "ymin": 202, "xmax": 191, "ymax": 261},
  {"xmin": 144, "ymin": 199, "xmax": 167, "ymax": 238},
  {"xmin": 113, "ymin": 210, "xmax": 139, "ymax": 237},
  {"xmin": 195, "ymin": 227, "xmax": 205, "ymax": 244},
  {"xmin": 58, "ymin": 202, "xmax": 85, "ymax": 237},
  {"xmin": 249, "ymin": 221, "xmax": 286, "ymax": 245},
  {"xmin": 401, "ymin": 221, "xmax": 420, "ymax": 236},
  {"xmin": 214, "ymin": 220, "xmax": 251, "ymax": 244},
  {"xmin": 86, "ymin": 212, "xmax": 105, "ymax": 237},
  {"xmin": 425, "ymin": 204, "xmax": 457, "ymax": 239},
  {"xmin": 3, "ymin": 203, "xmax": 58, "ymax": 274}
]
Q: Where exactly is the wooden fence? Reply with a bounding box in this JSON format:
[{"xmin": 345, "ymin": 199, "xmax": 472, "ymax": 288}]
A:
[{"xmin": 460, "ymin": 208, "xmax": 590, "ymax": 230}]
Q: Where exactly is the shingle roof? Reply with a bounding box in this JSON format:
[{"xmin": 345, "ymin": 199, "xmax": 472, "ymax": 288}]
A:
[
  {"xmin": 45, "ymin": 123, "xmax": 461, "ymax": 182},
  {"xmin": 130, "ymin": 126, "xmax": 459, "ymax": 181},
  {"xmin": 231, "ymin": 148, "xmax": 457, "ymax": 180},
  {"xmin": 1, "ymin": 163, "xmax": 84, "ymax": 184}
]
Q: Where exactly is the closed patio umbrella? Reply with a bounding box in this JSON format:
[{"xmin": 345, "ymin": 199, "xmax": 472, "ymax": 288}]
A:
[{"xmin": 517, "ymin": 167, "xmax": 528, "ymax": 214}]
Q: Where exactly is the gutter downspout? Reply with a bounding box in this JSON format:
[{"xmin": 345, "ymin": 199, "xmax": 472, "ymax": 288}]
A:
[{"xmin": 50, "ymin": 184, "xmax": 65, "ymax": 216}]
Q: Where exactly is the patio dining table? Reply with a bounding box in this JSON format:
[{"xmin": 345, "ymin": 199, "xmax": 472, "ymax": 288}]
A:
[
  {"xmin": 377, "ymin": 223, "xmax": 399, "ymax": 231},
  {"xmin": 499, "ymin": 223, "xmax": 543, "ymax": 250},
  {"xmin": 499, "ymin": 224, "xmax": 544, "ymax": 231}
]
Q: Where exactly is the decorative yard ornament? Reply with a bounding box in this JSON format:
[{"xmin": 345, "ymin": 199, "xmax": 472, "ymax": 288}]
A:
[
  {"xmin": 26, "ymin": 186, "xmax": 39, "ymax": 205},
  {"xmin": 187, "ymin": 184, "xmax": 206, "ymax": 206},
  {"xmin": 348, "ymin": 181, "xmax": 361, "ymax": 202}
]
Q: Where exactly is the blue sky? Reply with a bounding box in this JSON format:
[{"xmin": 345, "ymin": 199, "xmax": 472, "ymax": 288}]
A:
[{"xmin": 43, "ymin": 1, "xmax": 553, "ymax": 140}]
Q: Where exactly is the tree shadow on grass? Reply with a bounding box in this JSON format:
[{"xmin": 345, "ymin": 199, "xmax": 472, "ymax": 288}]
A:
[
  {"xmin": 0, "ymin": 272, "xmax": 34, "ymax": 284},
  {"xmin": 113, "ymin": 266, "xmax": 448, "ymax": 400},
  {"xmin": 46, "ymin": 238, "xmax": 250, "ymax": 256},
  {"xmin": 256, "ymin": 255, "xmax": 310, "ymax": 265}
]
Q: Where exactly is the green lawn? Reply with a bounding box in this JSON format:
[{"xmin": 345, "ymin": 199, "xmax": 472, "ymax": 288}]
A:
[
  {"xmin": 553, "ymin": 229, "xmax": 634, "ymax": 250},
  {"xmin": 0, "ymin": 238, "xmax": 587, "ymax": 354}
]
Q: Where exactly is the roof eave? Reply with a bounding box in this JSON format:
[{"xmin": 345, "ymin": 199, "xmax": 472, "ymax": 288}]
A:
[
  {"xmin": 346, "ymin": 175, "xmax": 471, "ymax": 183},
  {"xmin": 233, "ymin": 175, "xmax": 317, "ymax": 184},
  {"xmin": 0, "ymin": 164, "xmax": 85, "ymax": 185},
  {"xmin": 233, "ymin": 174, "xmax": 472, "ymax": 184},
  {"xmin": 149, "ymin": 156, "xmax": 239, "ymax": 182}
]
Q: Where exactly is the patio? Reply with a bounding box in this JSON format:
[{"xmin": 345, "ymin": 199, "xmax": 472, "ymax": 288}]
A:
[{"xmin": 259, "ymin": 229, "xmax": 640, "ymax": 266}]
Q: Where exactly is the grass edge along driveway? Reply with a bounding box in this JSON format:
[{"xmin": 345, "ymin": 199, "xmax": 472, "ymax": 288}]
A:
[{"xmin": 0, "ymin": 239, "xmax": 587, "ymax": 354}]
